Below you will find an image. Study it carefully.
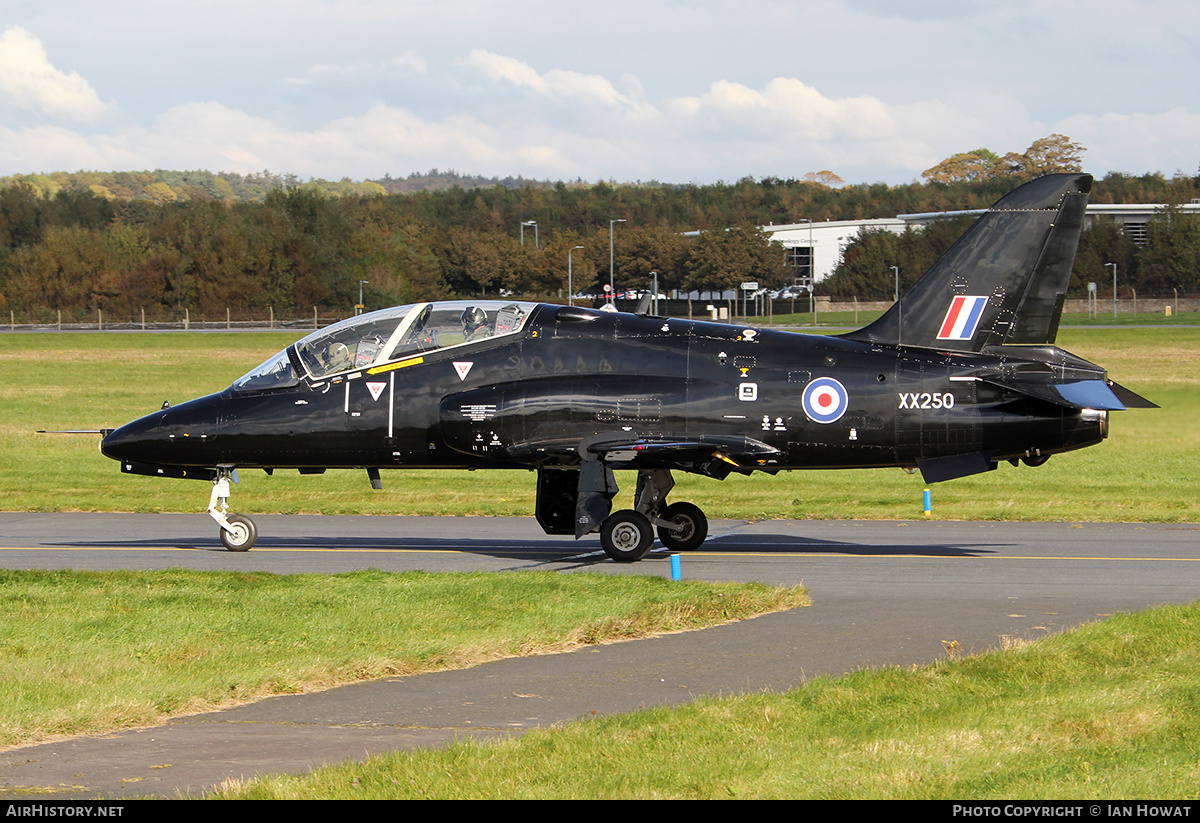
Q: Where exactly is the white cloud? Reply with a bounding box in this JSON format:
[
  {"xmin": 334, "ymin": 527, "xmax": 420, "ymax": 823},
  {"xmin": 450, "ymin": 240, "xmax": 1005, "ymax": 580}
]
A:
[
  {"xmin": 463, "ymin": 50, "xmax": 639, "ymax": 110},
  {"xmin": 284, "ymin": 51, "xmax": 429, "ymax": 89},
  {"xmin": 0, "ymin": 62, "xmax": 1038, "ymax": 184},
  {"xmin": 671, "ymin": 78, "xmax": 894, "ymax": 142},
  {"xmin": 0, "ymin": 124, "xmax": 131, "ymax": 171},
  {"xmin": 451, "ymin": 56, "xmax": 980, "ymax": 179},
  {"xmin": 1, "ymin": 23, "xmax": 1197, "ymax": 187},
  {"xmin": 1056, "ymin": 109, "xmax": 1200, "ymax": 177},
  {"xmin": 0, "ymin": 98, "xmax": 590, "ymax": 180},
  {"xmin": 392, "ymin": 51, "xmax": 428, "ymax": 75},
  {"xmin": 0, "ymin": 27, "xmax": 110, "ymax": 122}
]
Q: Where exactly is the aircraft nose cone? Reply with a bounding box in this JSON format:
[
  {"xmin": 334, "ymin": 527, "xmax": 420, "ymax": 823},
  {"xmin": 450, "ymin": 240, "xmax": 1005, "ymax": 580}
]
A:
[
  {"xmin": 100, "ymin": 410, "xmax": 166, "ymax": 463},
  {"xmin": 100, "ymin": 394, "xmax": 223, "ymax": 466}
]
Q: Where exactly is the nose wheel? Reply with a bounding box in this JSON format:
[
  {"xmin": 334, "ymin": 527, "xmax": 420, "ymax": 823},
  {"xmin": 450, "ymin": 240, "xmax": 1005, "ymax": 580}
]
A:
[
  {"xmin": 208, "ymin": 470, "xmax": 258, "ymax": 552},
  {"xmin": 219, "ymin": 514, "xmax": 257, "ymax": 552}
]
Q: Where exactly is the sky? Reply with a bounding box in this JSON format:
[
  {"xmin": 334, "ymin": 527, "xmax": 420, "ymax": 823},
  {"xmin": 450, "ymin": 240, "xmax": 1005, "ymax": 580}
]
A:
[{"xmin": 1, "ymin": 0, "xmax": 1198, "ymax": 186}]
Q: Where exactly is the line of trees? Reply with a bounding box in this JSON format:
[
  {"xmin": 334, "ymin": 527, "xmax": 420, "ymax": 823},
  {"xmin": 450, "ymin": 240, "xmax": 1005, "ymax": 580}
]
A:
[
  {"xmin": 0, "ymin": 185, "xmax": 792, "ymax": 321},
  {"xmin": 1, "ymin": 136, "xmax": 1197, "ymax": 321}
]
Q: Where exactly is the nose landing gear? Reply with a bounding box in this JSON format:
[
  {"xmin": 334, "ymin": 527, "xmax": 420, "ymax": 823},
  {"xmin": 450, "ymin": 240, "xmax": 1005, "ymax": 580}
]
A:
[{"xmin": 208, "ymin": 469, "xmax": 257, "ymax": 551}]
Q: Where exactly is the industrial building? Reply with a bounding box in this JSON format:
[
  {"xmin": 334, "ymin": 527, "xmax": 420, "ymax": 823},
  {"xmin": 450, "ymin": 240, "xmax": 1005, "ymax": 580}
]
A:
[{"xmin": 761, "ymin": 200, "xmax": 1200, "ymax": 290}]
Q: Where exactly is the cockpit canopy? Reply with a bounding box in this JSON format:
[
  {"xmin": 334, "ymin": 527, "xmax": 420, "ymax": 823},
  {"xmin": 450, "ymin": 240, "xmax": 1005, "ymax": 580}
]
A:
[{"xmin": 231, "ymin": 300, "xmax": 536, "ymax": 393}]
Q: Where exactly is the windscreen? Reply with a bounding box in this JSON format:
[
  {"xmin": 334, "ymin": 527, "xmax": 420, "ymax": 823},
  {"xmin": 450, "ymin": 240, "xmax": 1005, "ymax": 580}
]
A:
[
  {"xmin": 231, "ymin": 348, "xmax": 301, "ymax": 393},
  {"xmin": 284, "ymin": 301, "xmax": 535, "ymax": 382}
]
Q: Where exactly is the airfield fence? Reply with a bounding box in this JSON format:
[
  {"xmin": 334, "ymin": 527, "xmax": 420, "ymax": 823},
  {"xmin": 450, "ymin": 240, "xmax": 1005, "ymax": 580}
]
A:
[{"xmin": 3, "ymin": 295, "xmax": 1198, "ymax": 332}]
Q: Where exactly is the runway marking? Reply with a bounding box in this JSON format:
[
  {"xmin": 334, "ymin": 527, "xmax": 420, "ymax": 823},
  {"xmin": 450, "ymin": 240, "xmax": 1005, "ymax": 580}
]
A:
[
  {"xmin": 0, "ymin": 546, "xmax": 469, "ymax": 554},
  {"xmin": 683, "ymin": 551, "xmax": 1200, "ymax": 562},
  {"xmin": 1, "ymin": 546, "xmax": 1198, "ymax": 563}
]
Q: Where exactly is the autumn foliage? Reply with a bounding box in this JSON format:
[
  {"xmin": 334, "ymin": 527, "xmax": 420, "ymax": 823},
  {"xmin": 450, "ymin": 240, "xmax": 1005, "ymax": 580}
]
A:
[{"xmin": 0, "ymin": 137, "xmax": 1196, "ymax": 319}]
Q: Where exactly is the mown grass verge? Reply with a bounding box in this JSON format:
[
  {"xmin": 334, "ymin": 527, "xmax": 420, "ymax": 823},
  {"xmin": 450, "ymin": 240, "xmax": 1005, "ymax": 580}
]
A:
[
  {"xmin": 210, "ymin": 600, "xmax": 1200, "ymax": 800},
  {"xmin": 0, "ymin": 568, "xmax": 807, "ymax": 750}
]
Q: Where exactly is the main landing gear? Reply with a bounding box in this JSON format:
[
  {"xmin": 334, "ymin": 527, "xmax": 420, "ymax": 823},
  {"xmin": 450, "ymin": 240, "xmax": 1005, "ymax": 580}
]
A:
[
  {"xmin": 597, "ymin": 470, "xmax": 709, "ymax": 563},
  {"xmin": 598, "ymin": 502, "xmax": 710, "ymax": 562},
  {"xmin": 208, "ymin": 469, "xmax": 257, "ymax": 551},
  {"xmin": 534, "ymin": 466, "xmax": 711, "ymax": 563}
]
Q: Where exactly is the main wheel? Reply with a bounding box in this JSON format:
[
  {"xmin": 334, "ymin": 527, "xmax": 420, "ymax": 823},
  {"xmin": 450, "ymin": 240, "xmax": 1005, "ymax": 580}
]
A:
[
  {"xmin": 600, "ymin": 509, "xmax": 654, "ymax": 562},
  {"xmin": 656, "ymin": 502, "xmax": 708, "ymax": 551},
  {"xmin": 220, "ymin": 514, "xmax": 257, "ymax": 552}
]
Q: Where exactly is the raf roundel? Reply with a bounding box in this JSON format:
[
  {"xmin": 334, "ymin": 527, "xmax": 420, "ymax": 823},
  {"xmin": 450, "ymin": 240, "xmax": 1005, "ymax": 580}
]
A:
[{"xmin": 802, "ymin": 377, "xmax": 849, "ymax": 424}]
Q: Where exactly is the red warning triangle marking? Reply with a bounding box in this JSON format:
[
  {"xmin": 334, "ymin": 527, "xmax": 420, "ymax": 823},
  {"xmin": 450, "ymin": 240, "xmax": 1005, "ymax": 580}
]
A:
[
  {"xmin": 453, "ymin": 361, "xmax": 473, "ymax": 381},
  {"xmin": 366, "ymin": 381, "xmax": 386, "ymax": 401}
]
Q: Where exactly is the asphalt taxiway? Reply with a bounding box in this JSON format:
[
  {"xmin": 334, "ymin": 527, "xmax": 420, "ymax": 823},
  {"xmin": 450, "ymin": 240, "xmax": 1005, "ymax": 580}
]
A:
[{"xmin": 0, "ymin": 513, "xmax": 1196, "ymax": 798}]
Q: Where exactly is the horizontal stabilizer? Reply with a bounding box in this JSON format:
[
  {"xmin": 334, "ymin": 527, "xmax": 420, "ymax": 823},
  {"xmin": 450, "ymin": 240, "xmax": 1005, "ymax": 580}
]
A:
[
  {"xmin": 982, "ymin": 376, "xmax": 1156, "ymax": 411},
  {"xmin": 1108, "ymin": 381, "xmax": 1159, "ymax": 409},
  {"xmin": 1053, "ymin": 380, "xmax": 1126, "ymax": 410}
]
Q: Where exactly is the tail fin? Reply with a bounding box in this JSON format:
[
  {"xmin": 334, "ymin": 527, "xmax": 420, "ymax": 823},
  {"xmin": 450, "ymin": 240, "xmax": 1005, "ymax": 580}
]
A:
[{"xmin": 843, "ymin": 173, "xmax": 1092, "ymax": 352}]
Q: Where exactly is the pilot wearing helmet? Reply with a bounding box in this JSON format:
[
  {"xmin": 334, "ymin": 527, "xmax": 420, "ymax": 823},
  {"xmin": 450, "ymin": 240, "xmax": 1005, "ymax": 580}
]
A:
[{"xmin": 461, "ymin": 306, "xmax": 491, "ymax": 342}]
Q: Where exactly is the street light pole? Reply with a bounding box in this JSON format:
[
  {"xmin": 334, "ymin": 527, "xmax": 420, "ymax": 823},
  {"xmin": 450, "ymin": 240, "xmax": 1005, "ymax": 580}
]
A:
[
  {"xmin": 568, "ymin": 245, "xmax": 584, "ymax": 306},
  {"xmin": 891, "ymin": 266, "xmax": 899, "ymax": 303},
  {"xmin": 609, "ymin": 218, "xmax": 626, "ymax": 304},
  {"xmin": 521, "ymin": 220, "xmax": 538, "ymax": 246},
  {"xmin": 357, "ymin": 280, "xmax": 369, "ymax": 316},
  {"xmin": 1106, "ymin": 262, "xmax": 1117, "ymax": 317}
]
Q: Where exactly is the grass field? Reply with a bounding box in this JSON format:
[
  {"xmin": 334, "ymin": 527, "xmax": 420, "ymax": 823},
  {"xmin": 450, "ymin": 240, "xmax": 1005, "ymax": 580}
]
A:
[
  {"xmin": 0, "ymin": 326, "xmax": 1196, "ymax": 798},
  {"xmin": 0, "ymin": 569, "xmax": 806, "ymax": 749},
  {"xmin": 212, "ymin": 600, "xmax": 1200, "ymax": 800},
  {"xmin": 0, "ymin": 326, "xmax": 1195, "ymax": 522}
]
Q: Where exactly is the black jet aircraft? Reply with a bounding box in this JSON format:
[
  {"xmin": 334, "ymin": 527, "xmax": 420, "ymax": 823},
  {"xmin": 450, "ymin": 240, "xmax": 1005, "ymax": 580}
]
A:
[{"xmin": 100, "ymin": 173, "xmax": 1153, "ymax": 561}]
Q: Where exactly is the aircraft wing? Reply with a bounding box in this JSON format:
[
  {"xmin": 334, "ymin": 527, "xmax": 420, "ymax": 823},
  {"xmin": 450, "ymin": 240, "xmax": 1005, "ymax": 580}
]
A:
[
  {"xmin": 579, "ymin": 434, "xmax": 782, "ymax": 477},
  {"xmin": 440, "ymin": 376, "xmax": 782, "ymax": 476},
  {"xmin": 441, "ymin": 375, "xmax": 785, "ymax": 542}
]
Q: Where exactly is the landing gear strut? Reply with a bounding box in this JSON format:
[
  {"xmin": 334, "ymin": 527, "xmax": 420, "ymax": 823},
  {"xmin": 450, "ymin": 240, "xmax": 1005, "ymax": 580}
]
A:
[{"xmin": 208, "ymin": 469, "xmax": 257, "ymax": 551}]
